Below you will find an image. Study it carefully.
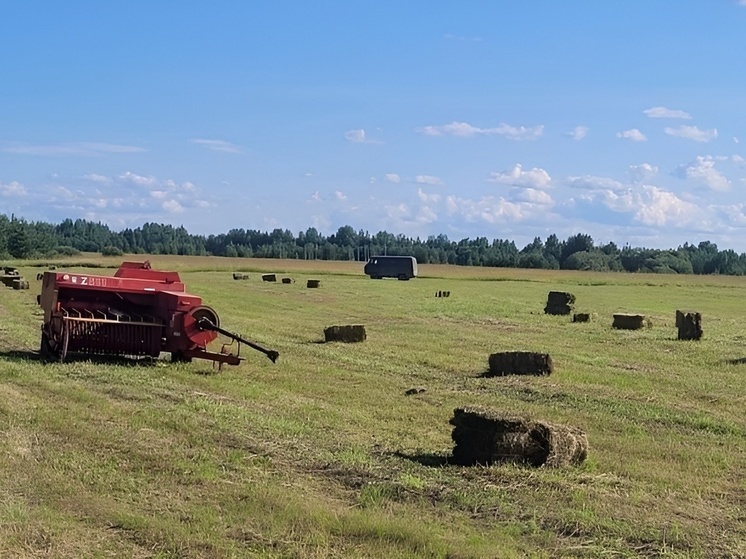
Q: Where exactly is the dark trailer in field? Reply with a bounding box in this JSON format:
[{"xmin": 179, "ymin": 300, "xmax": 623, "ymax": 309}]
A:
[{"xmin": 363, "ymin": 256, "xmax": 418, "ymax": 280}]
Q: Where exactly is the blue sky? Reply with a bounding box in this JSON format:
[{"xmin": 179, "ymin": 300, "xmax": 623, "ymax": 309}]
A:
[{"xmin": 2, "ymin": 1, "xmax": 746, "ymax": 250}]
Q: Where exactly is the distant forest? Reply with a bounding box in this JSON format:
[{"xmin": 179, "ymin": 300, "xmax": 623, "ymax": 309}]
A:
[{"xmin": 1, "ymin": 213, "xmax": 745, "ymax": 275}]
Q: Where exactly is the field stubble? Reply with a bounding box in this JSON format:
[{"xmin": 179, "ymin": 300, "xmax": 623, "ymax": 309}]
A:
[{"xmin": 0, "ymin": 256, "xmax": 745, "ymax": 558}]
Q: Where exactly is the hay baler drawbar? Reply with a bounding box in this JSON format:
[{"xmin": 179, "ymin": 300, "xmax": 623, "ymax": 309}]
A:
[{"xmin": 37, "ymin": 261, "xmax": 279, "ymax": 365}]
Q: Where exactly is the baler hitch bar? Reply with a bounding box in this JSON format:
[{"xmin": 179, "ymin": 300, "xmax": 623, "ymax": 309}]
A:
[{"xmin": 197, "ymin": 317, "xmax": 280, "ymax": 363}]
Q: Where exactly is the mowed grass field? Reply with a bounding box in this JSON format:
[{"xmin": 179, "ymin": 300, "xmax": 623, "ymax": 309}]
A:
[{"xmin": 1, "ymin": 254, "xmax": 744, "ymax": 558}]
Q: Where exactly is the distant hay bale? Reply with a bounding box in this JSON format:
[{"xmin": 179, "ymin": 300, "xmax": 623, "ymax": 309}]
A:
[
  {"xmin": 281, "ymin": 277, "xmax": 293, "ymax": 284},
  {"xmin": 544, "ymin": 291, "xmax": 575, "ymax": 315},
  {"xmin": 261, "ymin": 274, "xmax": 277, "ymax": 282},
  {"xmin": 573, "ymin": 313, "xmax": 591, "ymax": 323},
  {"xmin": 450, "ymin": 407, "xmax": 588, "ymax": 468},
  {"xmin": 676, "ymin": 310, "xmax": 702, "ymax": 340},
  {"xmin": 12, "ymin": 279, "xmax": 29, "ymax": 290},
  {"xmin": 435, "ymin": 290, "xmax": 451, "ymax": 298},
  {"xmin": 324, "ymin": 324, "xmax": 366, "ymax": 343},
  {"xmin": 232, "ymin": 272, "xmax": 248, "ymax": 280},
  {"xmin": 36, "ymin": 273, "xmax": 44, "ymax": 281},
  {"xmin": 612, "ymin": 314, "xmax": 645, "ymax": 330},
  {"xmin": 2, "ymin": 267, "xmax": 19, "ymax": 275},
  {"xmin": 307, "ymin": 279, "xmax": 321, "ymax": 288},
  {"xmin": 487, "ymin": 351, "xmax": 553, "ymax": 377}
]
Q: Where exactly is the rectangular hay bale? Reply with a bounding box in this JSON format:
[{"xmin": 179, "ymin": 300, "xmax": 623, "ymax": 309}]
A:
[
  {"xmin": 612, "ymin": 314, "xmax": 645, "ymax": 330},
  {"xmin": 487, "ymin": 351, "xmax": 553, "ymax": 376},
  {"xmin": 450, "ymin": 407, "xmax": 588, "ymax": 468}
]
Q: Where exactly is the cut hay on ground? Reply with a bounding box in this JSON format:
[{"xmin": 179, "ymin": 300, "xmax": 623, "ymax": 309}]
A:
[{"xmin": 450, "ymin": 407, "xmax": 588, "ymax": 468}]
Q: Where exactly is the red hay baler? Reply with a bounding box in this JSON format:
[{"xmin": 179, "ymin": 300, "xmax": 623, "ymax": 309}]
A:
[{"xmin": 37, "ymin": 261, "xmax": 279, "ymax": 365}]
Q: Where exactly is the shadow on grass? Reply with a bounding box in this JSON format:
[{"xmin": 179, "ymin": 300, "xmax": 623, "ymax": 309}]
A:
[
  {"xmin": 0, "ymin": 348, "xmax": 160, "ymax": 367},
  {"xmin": 725, "ymin": 357, "xmax": 746, "ymax": 365},
  {"xmin": 390, "ymin": 450, "xmax": 451, "ymax": 468}
]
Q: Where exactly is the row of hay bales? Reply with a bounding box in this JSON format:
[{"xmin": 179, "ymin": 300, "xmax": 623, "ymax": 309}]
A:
[
  {"xmin": 545, "ymin": 290, "xmax": 703, "ymax": 340},
  {"xmin": 320, "ymin": 321, "xmax": 586, "ymax": 468},
  {"xmin": 232, "ymin": 272, "xmax": 321, "ymax": 288}
]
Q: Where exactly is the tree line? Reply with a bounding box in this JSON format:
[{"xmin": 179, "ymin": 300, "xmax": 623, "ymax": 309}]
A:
[{"xmin": 1, "ymin": 213, "xmax": 746, "ymax": 275}]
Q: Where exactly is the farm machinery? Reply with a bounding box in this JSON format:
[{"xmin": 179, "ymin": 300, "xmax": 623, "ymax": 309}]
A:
[{"xmin": 37, "ymin": 261, "xmax": 279, "ymax": 365}]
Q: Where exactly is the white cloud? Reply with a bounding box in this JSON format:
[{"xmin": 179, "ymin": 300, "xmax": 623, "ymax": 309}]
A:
[
  {"xmin": 634, "ymin": 186, "xmax": 701, "ymax": 227},
  {"xmin": 416, "ymin": 206, "xmax": 438, "ymax": 223},
  {"xmin": 0, "ymin": 180, "xmax": 27, "ymax": 196},
  {"xmin": 488, "ymin": 163, "xmax": 552, "ymax": 189},
  {"xmin": 2, "ymin": 142, "xmax": 145, "ymax": 156},
  {"xmin": 628, "ymin": 163, "xmax": 658, "ymax": 184},
  {"xmin": 385, "ymin": 203, "xmax": 410, "ymax": 219},
  {"xmin": 162, "ymin": 199, "xmax": 184, "ymax": 213},
  {"xmin": 335, "ymin": 191, "xmax": 347, "ymax": 200},
  {"xmin": 511, "ymin": 188, "xmax": 553, "ymax": 205},
  {"xmin": 119, "ymin": 171, "xmax": 159, "ymax": 187},
  {"xmin": 308, "ymin": 191, "xmax": 321, "ymax": 202},
  {"xmin": 643, "ymin": 106, "xmax": 692, "ymax": 119},
  {"xmin": 566, "ymin": 175, "xmax": 625, "ymax": 191},
  {"xmin": 417, "ymin": 121, "xmax": 543, "ymax": 141},
  {"xmin": 83, "ymin": 173, "xmax": 113, "ymax": 184},
  {"xmin": 565, "ymin": 126, "xmax": 589, "ymax": 140},
  {"xmin": 416, "ymin": 175, "xmax": 444, "ymax": 186},
  {"xmin": 191, "ymin": 139, "xmax": 242, "ymax": 154},
  {"xmin": 672, "ymin": 156, "xmax": 730, "ymax": 191},
  {"xmin": 417, "ymin": 188, "xmax": 441, "ymax": 203},
  {"xmin": 385, "ymin": 173, "xmax": 401, "ymax": 183},
  {"xmin": 344, "ymin": 129, "xmax": 367, "ymax": 143},
  {"xmin": 616, "ymin": 129, "xmax": 647, "ymax": 142},
  {"xmin": 664, "ymin": 125, "xmax": 718, "ymax": 142}
]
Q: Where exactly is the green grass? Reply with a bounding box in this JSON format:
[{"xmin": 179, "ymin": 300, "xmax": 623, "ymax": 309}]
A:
[{"xmin": 1, "ymin": 256, "xmax": 745, "ymax": 558}]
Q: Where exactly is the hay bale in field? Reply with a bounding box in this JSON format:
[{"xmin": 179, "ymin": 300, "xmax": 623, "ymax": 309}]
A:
[
  {"xmin": 435, "ymin": 290, "xmax": 451, "ymax": 298},
  {"xmin": 36, "ymin": 273, "xmax": 44, "ymax": 281},
  {"xmin": 612, "ymin": 313, "xmax": 645, "ymax": 330},
  {"xmin": 232, "ymin": 272, "xmax": 249, "ymax": 280},
  {"xmin": 2, "ymin": 267, "xmax": 19, "ymax": 275},
  {"xmin": 573, "ymin": 312, "xmax": 591, "ymax": 323},
  {"xmin": 676, "ymin": 310, "xmax": 702, "ymax": 340},
  {"xmin": 281, "ymin": 277, "xmax": 293, "ymax": 284},
  {"xmin": 261, "ymin": 274, "xmax": 276, "ymax": 282},
  {"xmin": 450, "ymin": 407, "xmax": 588, "ymax": 468},
  {"xmin": 12, "ymin": 279, "xmax": 29, "ymax": 290},
  {"xmin": 307, "ymin": 279, "xmax": 321, "ymax": 288},
  {"xmin": 487, "ymin": 351, "xmax": 553, "ymax": 377},
  {"xmin": 324, "ymin": 324, "xmax": 366, "ymax": 343},
  {"xmin": 544, "ymin": 291, "xmax": 575, "ymax": 315},
  {"xmin": 405, "ymin": 386, "xmax": 426, "ymax": 396}
]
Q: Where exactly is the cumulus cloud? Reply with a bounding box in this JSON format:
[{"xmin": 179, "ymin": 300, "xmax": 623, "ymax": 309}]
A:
[
  {"xmin": 0, "ymin": 180, "xmax": 27, "ymax": 196},
  {"xmin": 335, "ymin": 190, "xmax": 347, "ymax": 200},
  {"xmin": 417, "ymin": 188, "xmax": 441, "ymax": 203},
  {"xmin": 634, "ymin": 186, "xmax": 701, "ymax": 227},
  {"xmin": 643, "ymin": 106, "xmax": 692, "ymax": 119},
  {"xmin": 445, "ymin": 195, "xmax": 525, "ymax": 223},
  {"xmin": 564, "ymin": 126, "xmax": 589, "ymax": 140},
  {"xmin": 162, "ymin": 199, "xmax": 184, "ymax": 213},
  {"xmin": 488, "ymin": 163, "xmax": 552, "ymax": 189},
  {"xmin": 566, "ymin": 175, "xmax": 625, "ymax": 191},
  {"xmin": 2, "ymin": 142, "xmax": 145, "ymax": 156},
  {"xmin": 119, "ymin": 171, "xmax": 159, "ymax": 187},
  {"xmin": 191, "ymin": 139, "xmax": 242, "ymax": 153},
  {"xmin": 417, "ymin": 121, "xmax": 543, "ymax": 140},
  {"xmin": 665, "ymin": 125, "xmax": 718, "ymax": 142},
  {"xmin": 416, "ymin": 175, "xmax": 444, "ymax": 186},
  {"xmin": 385, "ymin": 173, "xmax": 401, "ymax": 183},
  {"xmin": 511, "ymin": 188, "xmax": 553, "ymax": 205},
  {"xmin": 616, "ymin": 129, "xmax": 647, "ymax": 142},
  {"xmin": 672, "ymin": 156, "xmax": 730, "ymax": 191},
  {"xmin": 628, "ymin": 163, "xmax": 659, "ymax": 184}
]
